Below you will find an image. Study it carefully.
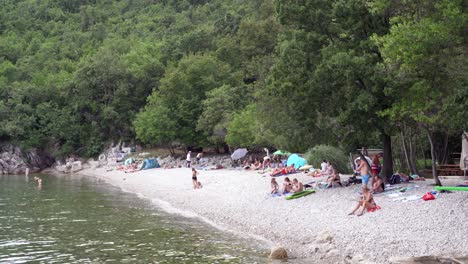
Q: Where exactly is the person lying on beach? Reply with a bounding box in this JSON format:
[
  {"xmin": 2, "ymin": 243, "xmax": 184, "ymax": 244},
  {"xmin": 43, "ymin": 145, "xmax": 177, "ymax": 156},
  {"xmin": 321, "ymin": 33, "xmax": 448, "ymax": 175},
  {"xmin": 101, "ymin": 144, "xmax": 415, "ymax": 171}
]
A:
[
  {"xmin": 192, "ymin": 168, "xmax": 202, "ymax": 189},
  {"xmin": 245, "ymin": 159, "xmax": 262, "ymax": 170},
  {"xmin": 326, "ymin": 169, "xmax": 342, "ymax": 188},
  {"xmin": 270, "ymin": 163, "xmax": 296, "ymax": 176},
  {"xmin": 349, "ymin": 186, "xmax": 378, "ymax": 216},
  {"xmin": 271, "ymin": 178, "xmax": 279, "ymax": 194},
  {"xmin": 370, "ymin": 176, "xmax": 385, "ymax": 193},
  {"xmin": 270, "ymin": 163, "xmax": 285, "ymax": 176},
  {"xmin": 291, "ymin": 178, "xmax": 304, "ymax": 193},
  {"xmin": 286, "ymin": 163, "xmax": 296, "ymax": 174},
  {"xmin": 124, "ymin": 162, "xmax": 141, "ymax": 173},
  {"xmin": 309, "ymin": 161, "xmax": 333, "ymax": 177},
  {"xmin": 282, "ymin": 177, "xmax": 293, "ymax": 194},
  {"xmin": 252, "ymin": 159, "xmax": 262, "ymax": 170}
]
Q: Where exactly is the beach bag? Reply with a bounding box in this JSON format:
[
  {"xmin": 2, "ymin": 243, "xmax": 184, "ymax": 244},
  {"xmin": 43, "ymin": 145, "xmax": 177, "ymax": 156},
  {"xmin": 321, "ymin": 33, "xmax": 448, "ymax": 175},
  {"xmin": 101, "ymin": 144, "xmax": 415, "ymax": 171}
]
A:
[
  {"xmin": 389, "ymin": 174, "xmax": 401, "ymax": 185},
  {"xmin": 422, "ymin": 192, "xmax": 435, "ymax": 201}
]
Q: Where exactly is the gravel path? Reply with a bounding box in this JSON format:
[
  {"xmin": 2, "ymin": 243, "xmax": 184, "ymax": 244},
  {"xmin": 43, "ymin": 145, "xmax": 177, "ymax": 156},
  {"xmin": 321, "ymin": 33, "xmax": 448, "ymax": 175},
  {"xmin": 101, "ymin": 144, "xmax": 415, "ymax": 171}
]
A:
[{"xmin": 79, "ymin": 167, "xmax": 468, "ymax": 263}]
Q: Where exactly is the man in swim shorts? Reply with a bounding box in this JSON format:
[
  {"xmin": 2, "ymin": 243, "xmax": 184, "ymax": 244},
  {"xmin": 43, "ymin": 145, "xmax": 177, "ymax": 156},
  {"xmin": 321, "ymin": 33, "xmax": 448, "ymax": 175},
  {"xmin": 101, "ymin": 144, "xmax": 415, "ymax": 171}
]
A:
[{"xmin": 356, "ymin": 158, "xmax": 370, "ymax": 188}]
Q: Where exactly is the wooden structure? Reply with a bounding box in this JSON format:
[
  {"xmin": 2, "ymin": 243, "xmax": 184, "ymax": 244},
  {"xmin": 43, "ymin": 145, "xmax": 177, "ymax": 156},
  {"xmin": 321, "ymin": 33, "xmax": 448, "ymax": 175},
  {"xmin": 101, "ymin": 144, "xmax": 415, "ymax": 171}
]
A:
[{"xmin": 436, "ymin": 164, "xmax": 463, "ymax": 176}]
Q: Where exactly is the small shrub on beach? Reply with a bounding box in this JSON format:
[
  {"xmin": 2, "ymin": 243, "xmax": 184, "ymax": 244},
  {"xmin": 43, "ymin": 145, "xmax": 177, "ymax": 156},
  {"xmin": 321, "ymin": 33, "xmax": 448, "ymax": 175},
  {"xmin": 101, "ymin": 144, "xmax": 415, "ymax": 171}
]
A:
[{"xmin": 305, "ymin": 145, "xmax": 350, "ymax": 173}]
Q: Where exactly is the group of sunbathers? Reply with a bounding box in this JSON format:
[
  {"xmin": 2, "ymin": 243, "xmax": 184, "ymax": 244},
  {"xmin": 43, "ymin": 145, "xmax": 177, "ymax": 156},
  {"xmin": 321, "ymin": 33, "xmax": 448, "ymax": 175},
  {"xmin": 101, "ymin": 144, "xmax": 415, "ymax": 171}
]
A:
[
  {"xmin": 270, "ymin": 163, "xmax": 296, "ymax": 176},
  {"xmin": 243, "ymin": 155, "xmax": 287, "ymax": 172},
  {"xmin": 270, "ymin": 177, "xmax": 304, "ymax": 195}
]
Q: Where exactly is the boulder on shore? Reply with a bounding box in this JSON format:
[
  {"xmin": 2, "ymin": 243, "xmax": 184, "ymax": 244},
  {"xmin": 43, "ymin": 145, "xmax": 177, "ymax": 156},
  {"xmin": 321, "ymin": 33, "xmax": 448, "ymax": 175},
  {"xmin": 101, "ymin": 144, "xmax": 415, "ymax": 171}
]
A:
[{"xmin": 269, "ymin": 246, "xmax": 288, "ymax": 260}]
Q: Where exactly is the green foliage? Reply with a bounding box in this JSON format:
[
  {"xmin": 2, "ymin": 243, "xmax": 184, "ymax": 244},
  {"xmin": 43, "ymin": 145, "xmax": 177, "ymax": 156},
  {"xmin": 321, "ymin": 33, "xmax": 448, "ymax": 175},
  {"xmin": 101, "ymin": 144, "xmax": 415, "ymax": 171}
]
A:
[
  {"xmin": 304, "ymin": 145, "xmax": 351, "ymax": 174},
  {"xmin": 375, "ymin": 0, "xmax": 467, "ymax": 131},
  {"xmin": 134, "ymin": 96, "xmax": 178, "ymax": 146},
  {"xmin": 0, "ymin": 0, "xmax": 465, "ymax": 162},
  {"xmin": 225, "ymin": 105, "xmax": 258, "ymax": 148}
]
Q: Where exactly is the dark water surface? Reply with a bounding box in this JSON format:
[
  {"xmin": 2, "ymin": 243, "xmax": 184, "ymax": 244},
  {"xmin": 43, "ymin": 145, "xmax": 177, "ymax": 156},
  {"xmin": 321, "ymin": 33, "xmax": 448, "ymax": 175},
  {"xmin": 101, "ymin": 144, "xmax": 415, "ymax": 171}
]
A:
[{"xmin": 0, "ymin": 174, "xmax": 268, "ymax": 263}]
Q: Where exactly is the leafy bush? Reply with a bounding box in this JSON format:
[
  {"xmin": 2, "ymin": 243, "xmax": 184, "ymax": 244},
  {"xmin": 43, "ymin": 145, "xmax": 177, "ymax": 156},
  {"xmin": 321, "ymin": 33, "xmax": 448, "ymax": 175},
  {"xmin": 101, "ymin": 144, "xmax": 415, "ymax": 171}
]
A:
[{"xmin": 304, "ymin": 145, "xmax": 351, "ymax": 173}]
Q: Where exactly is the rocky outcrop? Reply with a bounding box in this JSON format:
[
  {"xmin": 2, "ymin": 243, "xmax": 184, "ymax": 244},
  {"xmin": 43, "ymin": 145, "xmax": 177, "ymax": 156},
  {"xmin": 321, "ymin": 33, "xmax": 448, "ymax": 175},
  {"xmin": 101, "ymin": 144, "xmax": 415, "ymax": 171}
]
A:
[{"xmin": 0, "ymin": 144, "xmax": 54, "ymax": 175}]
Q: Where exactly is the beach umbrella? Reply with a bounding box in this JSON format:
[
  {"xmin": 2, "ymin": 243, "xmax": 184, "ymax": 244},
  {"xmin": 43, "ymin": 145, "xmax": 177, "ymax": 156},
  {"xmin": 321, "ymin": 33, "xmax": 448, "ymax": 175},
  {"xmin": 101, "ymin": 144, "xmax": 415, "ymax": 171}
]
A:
[
  {"xmin": 273, "ymin": 150, "xmax": 291, "ymax": 156},
  {"xmin": 231, "ymin": 148, "xmax": 248, "ymax": 160},
  {"xmin": 287, "ymin": 154, "xmax": 307, "ymax": 169}
]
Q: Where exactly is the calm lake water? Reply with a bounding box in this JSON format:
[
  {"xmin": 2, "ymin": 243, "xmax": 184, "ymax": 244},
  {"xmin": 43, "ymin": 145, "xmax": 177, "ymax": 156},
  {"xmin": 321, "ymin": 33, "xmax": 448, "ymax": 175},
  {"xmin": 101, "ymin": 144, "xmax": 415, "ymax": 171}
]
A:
[{"xmin": 0, "ymin": 174, "xmax": 268, "ymax": 263}]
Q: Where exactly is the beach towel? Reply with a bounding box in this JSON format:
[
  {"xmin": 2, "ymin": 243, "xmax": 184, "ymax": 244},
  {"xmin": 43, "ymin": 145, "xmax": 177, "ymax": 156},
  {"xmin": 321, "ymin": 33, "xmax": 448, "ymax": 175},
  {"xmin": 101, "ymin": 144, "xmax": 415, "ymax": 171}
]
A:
[{"xmin": 367, "ymin": 205, "xmax": 381, "ymax": 212}]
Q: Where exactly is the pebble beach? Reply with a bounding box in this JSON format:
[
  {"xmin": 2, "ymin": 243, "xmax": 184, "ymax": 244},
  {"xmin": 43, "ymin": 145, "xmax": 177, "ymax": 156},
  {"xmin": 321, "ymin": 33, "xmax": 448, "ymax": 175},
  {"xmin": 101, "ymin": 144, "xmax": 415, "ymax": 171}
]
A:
[{"xmin": 79, "ymin": 167, "xmax": 468, "ymax": 263}]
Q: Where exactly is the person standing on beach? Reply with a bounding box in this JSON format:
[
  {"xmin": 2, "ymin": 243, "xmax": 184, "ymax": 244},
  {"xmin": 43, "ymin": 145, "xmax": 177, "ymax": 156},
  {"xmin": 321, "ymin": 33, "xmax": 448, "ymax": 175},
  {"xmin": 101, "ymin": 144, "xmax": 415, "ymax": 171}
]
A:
[
  {"xmin": 371, "ymin": 153, "xmax": 382, "ymax": 181},
  {"xmin": 196, "ymin": 152, "xmax": 203, "ymax": 164},
  {"xmin": 186, "ymin": 151, "xmax": 192, "ymax": 168},
  {"xmin": 355, "ymin": 158, "xmax": 371, "ymax": 189},
  {"xmin": 191, "ymin": 168, "xmax": 201, "ymax": 189}
]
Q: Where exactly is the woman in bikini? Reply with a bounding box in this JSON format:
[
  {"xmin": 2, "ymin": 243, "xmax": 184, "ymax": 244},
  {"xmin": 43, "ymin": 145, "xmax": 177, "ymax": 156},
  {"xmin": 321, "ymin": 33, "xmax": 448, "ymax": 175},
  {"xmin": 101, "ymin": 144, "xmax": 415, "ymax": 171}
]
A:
[
  {"xmin": 192, "ymin": 168, "xmax": 201, "ymax": 189},
  {"xmin": 291, "ymin": 178, "xmax": 304, "ymax": 193},
  {"xmin": 326, "ymin": 169, "xmax": 342, "ymax": 188},
  {"xmin": 348, "ymin": 186, "xmax": 378, "ymax": 216},
  {"xmin": 282, "ymin": 177, "xmax": 293, "ymax": 194}
]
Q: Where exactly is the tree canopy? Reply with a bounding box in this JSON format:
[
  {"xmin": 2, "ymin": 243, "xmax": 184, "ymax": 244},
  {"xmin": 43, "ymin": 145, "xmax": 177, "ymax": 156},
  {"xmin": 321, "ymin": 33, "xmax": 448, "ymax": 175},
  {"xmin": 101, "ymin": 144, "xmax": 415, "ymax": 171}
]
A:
[{"xmin": 1, "ymin": 0, "xmax": 466, "ymax": 182}]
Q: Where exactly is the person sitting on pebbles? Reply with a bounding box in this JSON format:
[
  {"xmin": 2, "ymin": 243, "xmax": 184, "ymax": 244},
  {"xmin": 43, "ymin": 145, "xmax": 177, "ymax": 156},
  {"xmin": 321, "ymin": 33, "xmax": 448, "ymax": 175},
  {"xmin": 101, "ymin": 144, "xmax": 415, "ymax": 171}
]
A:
[
  {"xmin": 271, "ymin": 178, "xmax": 279, "ymax": 194},
  {"xmin": 326, "ymin": 169, "xmax": 342, "ymax": 188},
  {"xmin": 282, "ymin": 177, "xmax": 293, "ymax": 194},
  {"xmin": 291, "ymin": 178, "xmax": 304, "ymax": 193},
  {"xmin": 370, "ymin": 176, "xmax": 385, "ymax": 193},
  {"xmin": 349, "ymin": 186, "xmax": 380, "ymax": 216}
]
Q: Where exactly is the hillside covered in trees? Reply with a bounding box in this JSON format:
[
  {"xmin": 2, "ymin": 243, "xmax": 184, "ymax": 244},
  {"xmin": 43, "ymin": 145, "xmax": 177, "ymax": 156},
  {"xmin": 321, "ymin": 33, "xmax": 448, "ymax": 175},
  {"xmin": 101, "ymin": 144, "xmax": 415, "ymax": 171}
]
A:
[{"xmin": 1, "ymin": 0, "xmax": 466, "ymax": 176}]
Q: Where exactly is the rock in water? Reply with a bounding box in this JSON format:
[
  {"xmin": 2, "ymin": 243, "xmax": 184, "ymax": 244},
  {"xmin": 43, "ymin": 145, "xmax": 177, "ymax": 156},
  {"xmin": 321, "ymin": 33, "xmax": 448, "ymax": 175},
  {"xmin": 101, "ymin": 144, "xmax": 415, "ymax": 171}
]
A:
[{"xmin": 269, "ymin": 246, "xmax": 288, "ymax": 259}]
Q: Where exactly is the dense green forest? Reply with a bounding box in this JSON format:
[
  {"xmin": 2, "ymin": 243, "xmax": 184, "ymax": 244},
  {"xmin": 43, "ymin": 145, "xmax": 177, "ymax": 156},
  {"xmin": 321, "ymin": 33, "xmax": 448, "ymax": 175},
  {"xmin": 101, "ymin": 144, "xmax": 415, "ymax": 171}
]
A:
[{"xmin": 0, "ymin": 0, "xmax": 467, "ymax": 178}]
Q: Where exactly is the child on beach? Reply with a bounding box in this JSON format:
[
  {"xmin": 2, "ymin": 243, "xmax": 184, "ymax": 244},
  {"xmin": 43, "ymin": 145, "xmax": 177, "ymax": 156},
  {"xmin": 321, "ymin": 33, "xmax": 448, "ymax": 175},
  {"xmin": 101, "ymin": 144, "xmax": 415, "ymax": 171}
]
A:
[
  {"xmin": 191, "ymin": 168, "xmax": 202, "ymax": 189},
  {"xmin": 349, "ymin": 186, "xmax": 380, "ymax": 216},
  {"xmin": 271, "ymin": 178, "xmax": 279, "ymax": 194}
]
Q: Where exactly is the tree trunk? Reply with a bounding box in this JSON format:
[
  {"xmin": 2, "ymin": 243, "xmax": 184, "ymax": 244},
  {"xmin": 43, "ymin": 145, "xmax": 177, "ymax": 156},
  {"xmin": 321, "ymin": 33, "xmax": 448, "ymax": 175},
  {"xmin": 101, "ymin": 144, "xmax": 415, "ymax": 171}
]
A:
[
  {"xmin": 401, "ymin": 125, "xmax": 417, "ymax": 175},
  {"xmin": 426, "ymin": 129, "xmax": 442, "ymax": 186},
  {"xmin": 223, "ymin": 143, "xmax": 230, "ymax": 154},
  {"xmin": 383, "ymin": 133, "xmax": 394, "ymax": 182},
  {"xmin": 408, "ymin": 126, "xmax": 417, "ymax": 172}
]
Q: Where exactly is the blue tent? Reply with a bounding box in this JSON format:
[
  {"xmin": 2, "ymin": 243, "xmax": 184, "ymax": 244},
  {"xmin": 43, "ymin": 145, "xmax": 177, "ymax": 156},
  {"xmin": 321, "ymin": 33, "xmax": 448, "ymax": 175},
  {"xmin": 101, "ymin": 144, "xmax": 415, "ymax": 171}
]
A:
[
  {"xmin": 143, "ymin": 158, "xmax": 160, "ymax": 169},
  {"xmin": 287, "ymin": 154, "xmax": 307, "ymax": 169}
]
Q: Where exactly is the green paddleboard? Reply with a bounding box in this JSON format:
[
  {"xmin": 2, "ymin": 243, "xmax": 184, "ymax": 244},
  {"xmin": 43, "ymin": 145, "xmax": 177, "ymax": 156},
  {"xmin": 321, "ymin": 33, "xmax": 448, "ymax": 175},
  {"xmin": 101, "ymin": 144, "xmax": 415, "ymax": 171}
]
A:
[
  {"xmin": 435, "ymin": 186, "xmax": 468, "ymax": 191},
  {"xmin": 285, "ymin": 190, "xmax": 315, "ymax": 200}
]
